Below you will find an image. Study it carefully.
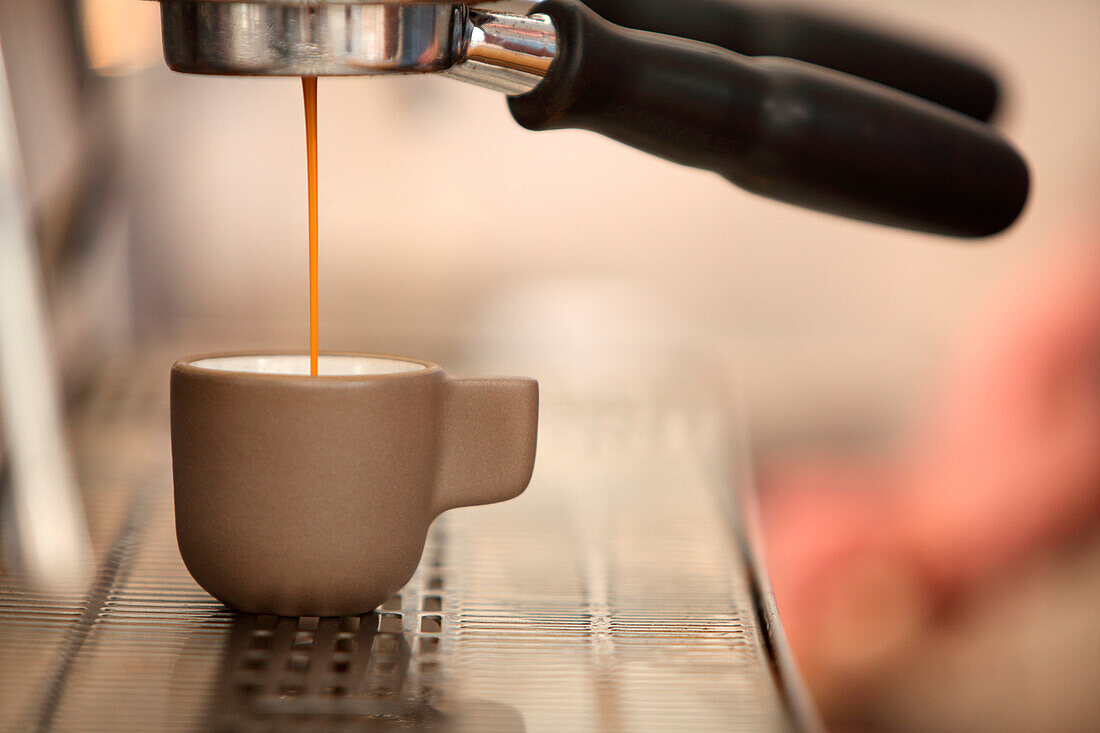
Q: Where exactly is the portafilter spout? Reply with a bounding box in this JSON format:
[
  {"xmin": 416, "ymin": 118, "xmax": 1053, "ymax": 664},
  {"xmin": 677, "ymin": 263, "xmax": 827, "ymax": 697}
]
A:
[{"xmin": 158, "ymin": 0, "xmax": 558, "ymax": 94}]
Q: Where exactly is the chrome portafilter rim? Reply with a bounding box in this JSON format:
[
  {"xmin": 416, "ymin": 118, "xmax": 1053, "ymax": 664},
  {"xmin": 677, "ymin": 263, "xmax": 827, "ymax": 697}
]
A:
[{"xmin": 159, "ymin": 0, "xmax": 464, "ymax": 76}]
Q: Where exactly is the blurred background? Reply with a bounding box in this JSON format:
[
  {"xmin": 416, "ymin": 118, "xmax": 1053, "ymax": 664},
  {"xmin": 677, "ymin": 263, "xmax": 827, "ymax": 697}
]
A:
[
  {"xmin": 2, "ymin": 0, "xmax": 1099, "ymax": 730},
  {"xmin": 60, "ymin": 0, "xmax": 1100, "ymax": 441}
]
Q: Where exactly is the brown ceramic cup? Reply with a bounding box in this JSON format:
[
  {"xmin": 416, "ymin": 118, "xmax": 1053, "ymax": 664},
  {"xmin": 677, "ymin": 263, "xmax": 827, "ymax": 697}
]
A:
[{"xmin": 170, "ymin": 352, "xmax": 538, "ymax": 617}]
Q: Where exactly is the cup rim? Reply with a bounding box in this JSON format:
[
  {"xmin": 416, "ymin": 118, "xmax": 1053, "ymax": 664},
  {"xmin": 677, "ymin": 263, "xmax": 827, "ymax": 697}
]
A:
[{"xmin": 172, "ymin": 351, "xmax": 442, "ymax": 382}]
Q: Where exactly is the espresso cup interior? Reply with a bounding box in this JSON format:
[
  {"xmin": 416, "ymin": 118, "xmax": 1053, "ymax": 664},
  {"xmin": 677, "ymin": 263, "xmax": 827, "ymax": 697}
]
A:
[{"xmin": 188, "ymin": 354, "xmax": 427, "ymax": 376}]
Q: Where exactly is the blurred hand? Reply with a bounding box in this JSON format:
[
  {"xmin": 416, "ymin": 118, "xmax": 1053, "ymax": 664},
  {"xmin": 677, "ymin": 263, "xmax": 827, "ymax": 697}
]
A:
[{"xmin": 761, "ymin": 234, "xmax": 1100, "ymax": 715}]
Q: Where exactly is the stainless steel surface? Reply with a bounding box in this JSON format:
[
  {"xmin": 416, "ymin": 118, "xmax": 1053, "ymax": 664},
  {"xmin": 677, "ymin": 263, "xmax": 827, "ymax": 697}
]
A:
[
  {"xmin": 161, "ymin": 1, "xmax": 462, "ymax": 76},
  {"xmin": 443, "ymin": 9, "xmax": 556, "ymax": 94},
  {"xmin": 159, "ymin": 0, "xmax": 558, "ymax": 92},
  {"xmin": 0, "ymin": 355, "xmax": 814, "ymax": 731}
]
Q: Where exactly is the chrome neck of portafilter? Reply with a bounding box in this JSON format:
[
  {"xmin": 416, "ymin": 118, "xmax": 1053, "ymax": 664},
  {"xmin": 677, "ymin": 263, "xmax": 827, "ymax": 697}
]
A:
[
  {"xmin": 156, "ymin": 0, "xmax": 558, "ymax": 94},
  {"xmin": 444, "ymin": 7, "xmax": 557, "ymax": 94}
]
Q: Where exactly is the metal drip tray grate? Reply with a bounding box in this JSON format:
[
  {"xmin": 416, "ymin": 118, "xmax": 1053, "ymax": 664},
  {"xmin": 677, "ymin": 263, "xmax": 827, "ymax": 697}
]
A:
[
  {"xmin": 207, "ymin": 538, "xmax": 452, "ymax": 731},
  {"xmin": 0, "ymin": 358, "xmax": 812, "ymax": 731}
]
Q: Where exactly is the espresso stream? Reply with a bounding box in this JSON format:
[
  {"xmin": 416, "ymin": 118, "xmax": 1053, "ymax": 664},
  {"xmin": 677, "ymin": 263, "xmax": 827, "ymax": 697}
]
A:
[{"xmin": 303, "ymin": 77, "xmax": 319, "ymax": 376}]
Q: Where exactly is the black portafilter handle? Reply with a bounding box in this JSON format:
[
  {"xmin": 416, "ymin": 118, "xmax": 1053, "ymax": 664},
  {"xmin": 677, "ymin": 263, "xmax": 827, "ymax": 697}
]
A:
[
  {"xmin": 508, "ymin": 0, "xmax": 1030, "ymax": 238},
  {"xmin": 579, "ymin": 0, "xmax": 1000, "ymax": 123}
]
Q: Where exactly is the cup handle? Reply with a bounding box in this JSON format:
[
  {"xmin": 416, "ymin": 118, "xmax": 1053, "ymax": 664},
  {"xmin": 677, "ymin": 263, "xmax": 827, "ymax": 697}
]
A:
[{"xmin": 432, "ymin": 377, "xmax": 539, "ymax": 516}]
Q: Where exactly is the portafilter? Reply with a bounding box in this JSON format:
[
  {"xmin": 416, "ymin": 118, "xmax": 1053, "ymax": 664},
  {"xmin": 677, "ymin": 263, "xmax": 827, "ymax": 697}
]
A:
[{"xmin": 154, "ymin": 0, "xmax": 1030, "ymax": 237}]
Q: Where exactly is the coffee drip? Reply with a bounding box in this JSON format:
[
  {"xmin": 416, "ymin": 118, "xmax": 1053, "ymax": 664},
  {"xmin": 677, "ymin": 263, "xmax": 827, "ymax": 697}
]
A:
[{"xmin": 302, "ymin": 77, "xmax": 319, "ymax": 376}]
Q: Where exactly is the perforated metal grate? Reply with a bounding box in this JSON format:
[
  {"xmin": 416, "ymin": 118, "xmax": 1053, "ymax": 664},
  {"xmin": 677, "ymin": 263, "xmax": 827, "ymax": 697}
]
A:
[
  {"xmin": 0, "ymin": 357, "xmax": 812, "ymax": 732},
  {"xmin": 204, "ymin": 530, "xmax": 451, "ymax": 731}
]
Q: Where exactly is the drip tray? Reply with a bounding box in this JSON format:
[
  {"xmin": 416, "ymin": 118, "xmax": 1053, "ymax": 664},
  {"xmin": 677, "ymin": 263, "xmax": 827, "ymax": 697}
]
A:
[{"xmin": 0, "ymin": 357, "xmax": 814, "ymax": 731}]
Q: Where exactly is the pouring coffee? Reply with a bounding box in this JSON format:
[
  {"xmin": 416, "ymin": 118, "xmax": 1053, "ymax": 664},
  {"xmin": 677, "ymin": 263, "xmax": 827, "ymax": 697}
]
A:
[{"xmin": 158, "ymin": 0, "xmax": 1030, "ymax": 615}]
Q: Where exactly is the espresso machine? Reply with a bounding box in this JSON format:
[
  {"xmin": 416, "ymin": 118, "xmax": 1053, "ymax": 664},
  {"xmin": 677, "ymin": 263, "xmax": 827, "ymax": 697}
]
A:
[
  {"xmin": 0, "ymin": 0, "xmax": 1036, "ymax": 730},
  {"xmin": 156, "ymin": 0, "xmax": 1028, "ymax": 237}
]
